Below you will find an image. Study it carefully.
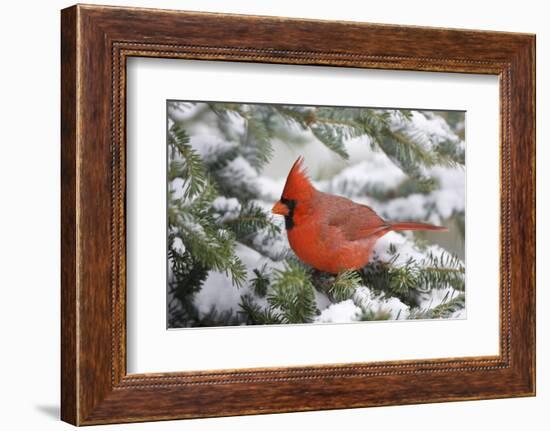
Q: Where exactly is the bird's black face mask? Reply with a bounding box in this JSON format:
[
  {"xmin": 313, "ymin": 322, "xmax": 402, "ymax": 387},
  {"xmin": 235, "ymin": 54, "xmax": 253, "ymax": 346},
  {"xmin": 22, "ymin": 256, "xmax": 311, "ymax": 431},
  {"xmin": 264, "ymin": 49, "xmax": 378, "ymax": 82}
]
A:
[{"xmin": 280, "ymin": 197, "xmax": 296, "ymax": 230}]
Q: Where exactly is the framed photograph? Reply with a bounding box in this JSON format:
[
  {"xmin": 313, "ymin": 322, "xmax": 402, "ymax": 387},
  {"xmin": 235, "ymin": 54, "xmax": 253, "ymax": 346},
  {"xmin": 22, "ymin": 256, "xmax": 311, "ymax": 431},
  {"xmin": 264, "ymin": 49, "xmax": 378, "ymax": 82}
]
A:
[{"xmin": 61, "ymin": 4, "xmax": 536, "ymax": 425}]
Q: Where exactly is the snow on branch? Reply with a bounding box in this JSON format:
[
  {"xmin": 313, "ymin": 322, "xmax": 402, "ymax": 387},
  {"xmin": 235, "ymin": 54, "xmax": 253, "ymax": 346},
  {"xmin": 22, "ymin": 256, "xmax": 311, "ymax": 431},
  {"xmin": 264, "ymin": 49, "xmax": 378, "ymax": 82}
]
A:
[{"xmin": 166, "ymin": 102, "xmax": 466, "ymax": 328}]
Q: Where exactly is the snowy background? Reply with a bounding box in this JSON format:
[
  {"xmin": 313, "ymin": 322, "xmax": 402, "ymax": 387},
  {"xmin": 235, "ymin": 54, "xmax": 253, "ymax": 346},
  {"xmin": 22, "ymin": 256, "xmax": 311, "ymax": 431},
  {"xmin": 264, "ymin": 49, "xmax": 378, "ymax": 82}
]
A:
[{"xmin": 167, "ymin": 101, "xmax": 465, "ymax": 328}]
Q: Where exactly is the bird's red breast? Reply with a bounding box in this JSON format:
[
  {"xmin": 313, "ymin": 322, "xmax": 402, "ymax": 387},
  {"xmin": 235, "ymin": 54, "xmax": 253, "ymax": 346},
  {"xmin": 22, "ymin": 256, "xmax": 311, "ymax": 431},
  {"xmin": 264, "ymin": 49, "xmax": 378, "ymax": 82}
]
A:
[{"xmin": 272, "ymin": 157, "xmax": 447, "ymax": 273}]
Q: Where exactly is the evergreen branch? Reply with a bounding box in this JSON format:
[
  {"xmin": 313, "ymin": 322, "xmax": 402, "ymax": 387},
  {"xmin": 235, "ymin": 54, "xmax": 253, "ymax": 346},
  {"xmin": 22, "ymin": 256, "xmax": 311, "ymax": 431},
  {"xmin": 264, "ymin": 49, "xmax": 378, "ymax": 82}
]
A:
[
  {"xmin": 310, "ymin": 123, "xmax": 350, "ymax": 159},
  {"xmin": 329, "ymin": 270, "xmax": 362, "ymax": 302},
  {"xmin": 227, "ymin": 256, "xmax": 248, "ymax": 287},
  {"xmin": 435, "ymin": 139, "xmax": 465, "ymax": 165},
  {"xmin": 268, "ymin": 262, "xmax": 317, "ymax": 324},
  {"xmin": 168, "ymin": 124, "xmax": 207, "ymax": 199},
  {"xmin": 207, "ymin": 102, "xmax": 244, "ymax": 118},
  {"xmin": 169, "ymin": 101, "xmax": 196, "ymax": 112},
  {"xmin": 243, "ymin": 111, "xmax": 274, "ymax": 170},
  {"xmin": 272, "ymin": 105, "xmax": 314, "ymax": 129},
  {"xmin": 223, "ymin": 201, "xmax": 281, "ymax": 239},
  {"xmin": 360, "ymin": 109, "xmax": 463, "ymax": 178},
  {"xmin": 411, "ymin": 294, "xmax": 465, "ymax": 319},
  {"xmin": 359, "ymin": 308, "xmax": 393, "ymax": 321},
  {"xmin": 238, "ymin": 294, "xmax": 283, "ymax": 325},
  {"xmin": 418, "ymin": 252, "xmax": 465, "ymax": 292},
  {"xmin": 192, "ymin": 307, "xmax": 242, "ymax": 327},
  {"xmin": 169, "ymin": 182, "xmax": 247, "ymax": 288},
  {"xmin": 207, "ymin": 104, "xmax": 274, "ymax": 170},
  {"xmin": 274, "ymin": 106, "xmax": 352, "ymax": 159},
  {"xmin": 250, "ymin": 264, "xmax": 271, "ymax": 298},
  {"xmin": 362, "ymin": 256, "xmax": 418, "ymax": 299},
  {"xmin": 166, "ymin": 101, "xmax": 465, "ymax": 328},
  {"xmin": 376, "ymin": 129, "xmax": 437, "ymax": 180},
  {"xmin": 167, "ymin": 247, "xmax": 209, "ymax": 327},
  {"xmin": 362, "ymin": 249, "xmax": 465, "ymax": 306},
  {"xmin": 212, "ymin": 157, "xmax": 260, "ymax": 201},
  {"xmin": 396, "ymin": 109, "xmax": 413, "ymax": 121}
]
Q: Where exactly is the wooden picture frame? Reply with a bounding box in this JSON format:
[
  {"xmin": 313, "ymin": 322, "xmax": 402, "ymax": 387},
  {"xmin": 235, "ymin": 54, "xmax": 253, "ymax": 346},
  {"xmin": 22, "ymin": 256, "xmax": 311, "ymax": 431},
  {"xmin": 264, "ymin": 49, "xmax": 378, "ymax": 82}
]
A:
[{"xmin": 61, "ymin": 4, "xmax": 535, "ymax": 425}]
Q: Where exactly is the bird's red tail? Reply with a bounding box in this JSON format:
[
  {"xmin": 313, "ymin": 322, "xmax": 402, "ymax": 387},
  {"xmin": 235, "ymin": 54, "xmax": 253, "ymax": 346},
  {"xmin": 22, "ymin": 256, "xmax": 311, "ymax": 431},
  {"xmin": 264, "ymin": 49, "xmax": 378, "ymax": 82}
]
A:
[{"xmin": 390, "ymin": 221, "xmax": 448, "ymax": 232}]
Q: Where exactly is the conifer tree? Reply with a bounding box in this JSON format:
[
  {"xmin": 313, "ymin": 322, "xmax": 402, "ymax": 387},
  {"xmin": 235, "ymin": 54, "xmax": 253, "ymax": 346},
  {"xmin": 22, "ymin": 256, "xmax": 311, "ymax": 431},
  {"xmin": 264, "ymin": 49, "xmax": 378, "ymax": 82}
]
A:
[{"xmin": 167, "ymin": 102, "xmax": 466, "ymax": 328}]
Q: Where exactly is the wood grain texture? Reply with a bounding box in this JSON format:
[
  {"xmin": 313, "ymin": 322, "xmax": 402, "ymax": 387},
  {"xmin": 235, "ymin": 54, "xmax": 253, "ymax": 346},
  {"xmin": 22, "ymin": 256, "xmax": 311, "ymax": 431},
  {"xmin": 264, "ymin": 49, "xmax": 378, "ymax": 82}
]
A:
[
  {"xmin": 60, "ymin": 4, "xmax": 536, "ymax": 425},
  {"xmin": 60, "ymin": 5, "xmax": 78, "ymax": 425}
]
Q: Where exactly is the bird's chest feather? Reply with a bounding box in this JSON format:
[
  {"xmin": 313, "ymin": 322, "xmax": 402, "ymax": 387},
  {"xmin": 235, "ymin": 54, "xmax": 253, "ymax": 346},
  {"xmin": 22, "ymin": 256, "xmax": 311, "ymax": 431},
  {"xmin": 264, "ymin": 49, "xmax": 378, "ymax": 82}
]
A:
[
  {"xmin": 286, "ymin": 204, "xmax": 341, "ymax": 269},
  {"xmin": 287, "ymin": 223, "xmax": 329, "ymax": 265},
  {"xmin": 285, "ymin": 200, "xmax": 379, "ymax": 273},
  {"xmin": 285, "ymin": 202, "xmax": 326, "ymax": 257}
]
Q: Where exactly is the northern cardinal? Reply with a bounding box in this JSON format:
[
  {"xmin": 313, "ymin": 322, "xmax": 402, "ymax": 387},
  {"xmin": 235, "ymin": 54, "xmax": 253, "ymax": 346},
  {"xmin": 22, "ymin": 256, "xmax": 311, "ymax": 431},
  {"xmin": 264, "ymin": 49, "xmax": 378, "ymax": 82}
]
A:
[{"xmin": 271, "ymin": 157, "xmax": 447, "ymax": 273}]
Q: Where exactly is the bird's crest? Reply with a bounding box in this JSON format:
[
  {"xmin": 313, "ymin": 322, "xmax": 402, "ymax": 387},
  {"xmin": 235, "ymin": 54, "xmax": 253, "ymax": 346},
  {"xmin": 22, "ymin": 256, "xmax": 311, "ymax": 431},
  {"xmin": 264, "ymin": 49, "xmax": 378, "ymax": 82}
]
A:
[{"xmin": 281, "ymin": 156, "xmax": 315, "ymax": 200}]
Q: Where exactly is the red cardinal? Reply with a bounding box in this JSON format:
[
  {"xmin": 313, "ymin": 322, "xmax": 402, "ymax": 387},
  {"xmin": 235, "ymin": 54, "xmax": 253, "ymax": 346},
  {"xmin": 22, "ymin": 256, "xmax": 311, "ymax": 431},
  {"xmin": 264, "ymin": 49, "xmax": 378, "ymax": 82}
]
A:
[{"xmin": 271, "ymin": 157, "xmax": 447, "ymax": 273}]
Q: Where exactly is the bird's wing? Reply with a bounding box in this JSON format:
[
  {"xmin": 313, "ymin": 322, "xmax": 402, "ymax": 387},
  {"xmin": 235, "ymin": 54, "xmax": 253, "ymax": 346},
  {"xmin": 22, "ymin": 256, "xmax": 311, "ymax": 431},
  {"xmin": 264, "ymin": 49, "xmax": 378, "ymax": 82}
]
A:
[{"xmin": 324, "ymin": 195, "xmax": 389, "ymax": 241}]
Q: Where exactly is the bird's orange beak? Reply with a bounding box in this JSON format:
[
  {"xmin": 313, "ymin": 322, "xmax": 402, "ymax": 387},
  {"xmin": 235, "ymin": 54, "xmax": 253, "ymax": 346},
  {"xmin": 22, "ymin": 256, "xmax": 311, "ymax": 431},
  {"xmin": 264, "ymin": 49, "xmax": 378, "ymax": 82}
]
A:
[{"xmin": 271, "ymin": 200, "xmax": 289, "ymax": 216}]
